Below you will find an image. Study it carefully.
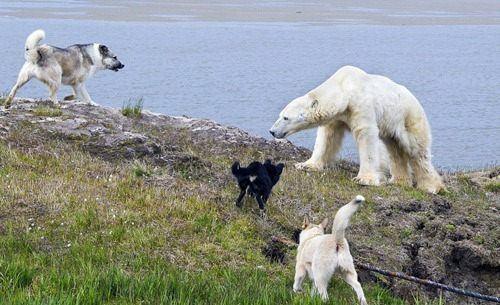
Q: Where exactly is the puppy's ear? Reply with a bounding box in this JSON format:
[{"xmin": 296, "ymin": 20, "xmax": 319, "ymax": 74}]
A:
[
  {"xmin": 264, "ymin": 159, "xmax": 272, "ymax": 165},
  {"xmin": 275, "ymin": 163, "xmax": 285, "ymax": 175},
  {"xmin": 231, "ymin": 161, "xmax": 240, "ymax": 175},
  {"xmin": 302, "ymin": 215, "xmax": 310, "ymax": 229},
  {"xmin": 99, "ymin": 44, "xmax": 109, "ymax": 55},
  {"xmin": 320, "ymin": 218, "xmax": 329, "ymax": 229}
]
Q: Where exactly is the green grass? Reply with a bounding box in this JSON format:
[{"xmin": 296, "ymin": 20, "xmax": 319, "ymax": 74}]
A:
[
  {"xmin": 1, "ymin": 239, "xmax": 410, "ymax": 305},
  {"xmin": 32, "ymin": 106, "xmax": 63, "ymax": 117},
  {"xmin": 1, "ymin": 123, "xmax": 496, "ymax": 305},
  {"xmin": 121, "ymin": 98, "xmax": 144, "ymax": 118},
  {"xmin": 484, "ymin": 182, "xmax": 500, "ymax": 193},
  {"xmin": 0, "ymin": 143, "xmax": 418, "ymax": 305}
]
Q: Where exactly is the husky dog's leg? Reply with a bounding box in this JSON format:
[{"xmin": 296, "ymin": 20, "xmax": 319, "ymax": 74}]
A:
[
  {"xmin": 39, "ymin": 66, "xmax": 61, "ymax": 106},
  {"xmin": 293, "ymin": 263, "xmax": 307, "ymax": 292},
  {"xmin": 5, "ymin": 63, "xmax": 33, "ymax": 108},
  {"xmin": 48, "ymin": 82, "xmax": 60, "ymax": 106},
  {"xmin": 79, "ymin": 84, "xmax": 97, "ymax": 105},
  {"xmin": 64, "ymin": 86, "xmax": 78, "ymax": 101},
  {"xmin": 342, "ymin": 268, "xmax": 367, "ymax": 305}
]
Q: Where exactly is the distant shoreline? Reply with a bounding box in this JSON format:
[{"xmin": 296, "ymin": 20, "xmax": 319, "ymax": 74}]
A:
[{"xmin": 1, "ymin": 0, "xmax": 499, "ymax": 25}]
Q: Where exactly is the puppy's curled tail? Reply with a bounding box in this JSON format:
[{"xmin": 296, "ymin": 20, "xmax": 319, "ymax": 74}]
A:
[
  {"xmin": 231, "ymin": 161, "xmax": 241, "ymax": 176},
  {"xmin": 332, "ymin": 195, "xmax": 364, "ymax": 244},
  {"xmin": 24, "ymin": 29, "xmax": 45, "ymax": 63}
]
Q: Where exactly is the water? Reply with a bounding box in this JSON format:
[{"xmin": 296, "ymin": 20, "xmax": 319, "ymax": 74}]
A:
[{"xmin": 0, "ymin": 18, "xmax": 498, "ymax": 170}]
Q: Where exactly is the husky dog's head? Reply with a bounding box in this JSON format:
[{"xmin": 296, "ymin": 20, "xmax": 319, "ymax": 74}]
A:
[
  {"xmin": 299, "ymin": 216, "xmax": 328, "ymax": 244},
  {"xmin": 98, "ymin": 44, "xmax": 124, "ymax": 72}
]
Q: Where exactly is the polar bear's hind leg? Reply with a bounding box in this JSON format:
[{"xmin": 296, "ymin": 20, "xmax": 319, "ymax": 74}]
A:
[
  {"xmin": 398, "ymin": 122, "xmax": 444, "ymax": 193},
  {"xmin": 409, "ymin": 151, "xmax": 444, "ymax": 194},
  {"xmin": 295, "ymin": 122, "xmax": 347, "ymax": 171},
  {"xmin": 383, "ymin": 138, "xmax": 411, "ymax": 186}
]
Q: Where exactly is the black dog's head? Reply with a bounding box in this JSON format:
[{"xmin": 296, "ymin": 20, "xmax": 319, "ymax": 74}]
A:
[
  {"xmin": 231, "ymin": 159, "xmax": 285, "ymax": 211},
  {"xmin": 263, "ymin": 159, "xmax": 285, "ymax": 186}
]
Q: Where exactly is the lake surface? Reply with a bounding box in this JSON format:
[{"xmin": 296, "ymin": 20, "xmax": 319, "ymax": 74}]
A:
[{"xmin": 0, "ymin": 15, "xmax": 498, "ymax": 169}]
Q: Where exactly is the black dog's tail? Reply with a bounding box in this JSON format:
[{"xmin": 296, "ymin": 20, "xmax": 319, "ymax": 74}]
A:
[{"xmin": 231, "ymin": 161, "xmax": 241, "ymax": 176}]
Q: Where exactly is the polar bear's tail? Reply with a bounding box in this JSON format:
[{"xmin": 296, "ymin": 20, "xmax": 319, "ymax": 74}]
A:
[
  {"xmin": 24, "ymin": 29, "xmax": 45, "ymax": 63},
  {"xmin": 332, "ymin": 195, "xmax": 364, "ymax": 244}
]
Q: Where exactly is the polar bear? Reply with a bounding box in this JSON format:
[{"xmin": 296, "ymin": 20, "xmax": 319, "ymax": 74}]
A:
[{"xmin": 269, "ymin": 66, "xmax": 444, "ymax": 193}]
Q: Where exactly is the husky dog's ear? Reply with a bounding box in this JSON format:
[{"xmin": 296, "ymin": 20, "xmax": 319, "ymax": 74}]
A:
[
  {"xmin": 320, "ymin": 218, "xmax": 329, "ymax": 229},
  {"xmin": 302, "ymin": 215, "xmax": 310, "ymax": 229},
  {"xmin": 99, "ymin": 44, "xmax": 109, "ymax": 55},
  {"xmin": 275, "ymin": 163, "xmax": 285, "ymax": 175}
]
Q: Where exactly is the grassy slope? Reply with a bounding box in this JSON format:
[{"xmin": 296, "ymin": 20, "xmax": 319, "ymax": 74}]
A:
[{"xmin": 0, "ymin": 107, "xmax": 496, "ymax": 305}]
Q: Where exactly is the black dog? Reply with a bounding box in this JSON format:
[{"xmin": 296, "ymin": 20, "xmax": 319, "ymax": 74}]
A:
[{"xmin": 231, "ymin": 159, "xmax": 284, "ymax": 213}]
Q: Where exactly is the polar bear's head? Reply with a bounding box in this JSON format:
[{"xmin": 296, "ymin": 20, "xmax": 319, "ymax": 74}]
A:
[{"xmin": 269, "ymin": 94, "xmax": 321, "ymax": 139}]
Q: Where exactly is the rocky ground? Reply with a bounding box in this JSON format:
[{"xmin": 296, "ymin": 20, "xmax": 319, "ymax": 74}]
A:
[{"xmin": 0, "ymin": 98, "xmax": 498, "ymax": 304}]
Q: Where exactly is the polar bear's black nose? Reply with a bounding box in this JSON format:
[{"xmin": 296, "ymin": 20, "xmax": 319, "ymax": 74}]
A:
[{"xmin": 269, "ymin": 130, "xmax": 276, "ymax": 137}]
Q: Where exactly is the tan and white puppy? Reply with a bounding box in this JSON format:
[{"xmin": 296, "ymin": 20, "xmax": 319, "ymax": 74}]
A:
[
  {"xmin": 5, "ymin": 29, "xmax": 124, "ymax": 108},
  {"xmin": 293, "ymin": 195, "xmax": 367, "ymax": 304}
]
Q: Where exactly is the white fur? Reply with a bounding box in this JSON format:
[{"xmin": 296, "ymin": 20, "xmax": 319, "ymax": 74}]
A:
[
  {"xmin": 270, "ymin": 66, "xmax": 444, "ymax": 193},
  {"xmin": 5, "ymin": 30, "xmax": 123, "ymax": 108},
  {"xmin": 24, "ymin": 29, "xmax": 45, "ymax": 63},
  {"xmin": 294, "ymin": 196, "xmax": 367, "ymax": 304}
]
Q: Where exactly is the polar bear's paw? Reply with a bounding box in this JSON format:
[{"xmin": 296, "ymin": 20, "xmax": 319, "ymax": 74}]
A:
[
  {"xmin": 353, "ymin": 174, "xmax": 380, "ymax": 186},
  {"xmin": 295, "ymin": 161, "xmax": 325, "ymax": 171},
  {"xmin": 417, "ymin": 179, "xmax": 445, "ymax": 194}
]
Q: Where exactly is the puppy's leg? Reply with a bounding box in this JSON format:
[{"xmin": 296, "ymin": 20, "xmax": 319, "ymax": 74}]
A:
[
  {"xmin": 5, "ymin": 63, "xmax": 33, "ymax": 108},
  {"xmin": 235, "ymin": 189, "xmax": 246, "ymax": 207},
  {"xmin": 293, "ymin": 263, "xmax": 307, "ymax": 293},
  {"xmin": 342, "ymin": 267, "xmax": 367, "ymax": 305},
  {"xmin": 312, "ymin": 263, "xmax": 332, "ymax": 301},
  {"xmin": 255, "ymin": 195, "xmax": 267, "ymax": 217},
  {"xmin": 313, "ymin": 276, "xmax": 329, "ymax": 301}
]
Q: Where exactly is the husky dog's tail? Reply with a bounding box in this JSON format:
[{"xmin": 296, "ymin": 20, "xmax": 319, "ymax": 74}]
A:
[
  {"xmin": 24, "ymin": 29, "xmax": 45, "ymax": 63},
  {"xmin": 332, "ymin": 195, "xmax": 364, "ymax": 244}
]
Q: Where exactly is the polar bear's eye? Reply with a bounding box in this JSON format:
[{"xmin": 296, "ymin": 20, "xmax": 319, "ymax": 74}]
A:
[{"xmin": 283, "ymin": 117, "xmax": 289, "ymax": 121}]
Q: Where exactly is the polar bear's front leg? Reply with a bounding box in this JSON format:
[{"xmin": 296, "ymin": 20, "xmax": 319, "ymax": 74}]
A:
[
  {"xmin": 353, "ymin": 126, "xmax": 381, "ymax": 185},
  {"xmin": 295, "ymin": 122, "xmax": 346, "ymax": 171}
]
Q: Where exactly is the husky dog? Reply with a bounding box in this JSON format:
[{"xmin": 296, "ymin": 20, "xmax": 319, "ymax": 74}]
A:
[
  {"xmin": 294, "ymin": 195, "xmax": 367, "ymax": 304},
  {"xmin": 231, "ymin": 159, "xmax": 284, "ymax": 214},
  {"xmin": 4, "ymin": 29, "xmax": 124, "ymax": 108}
]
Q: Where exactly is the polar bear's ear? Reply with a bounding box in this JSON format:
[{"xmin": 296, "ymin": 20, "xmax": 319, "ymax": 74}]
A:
[{"xmin": 311, "ymin": 99, "xmax": 319, "ymax": 109}]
